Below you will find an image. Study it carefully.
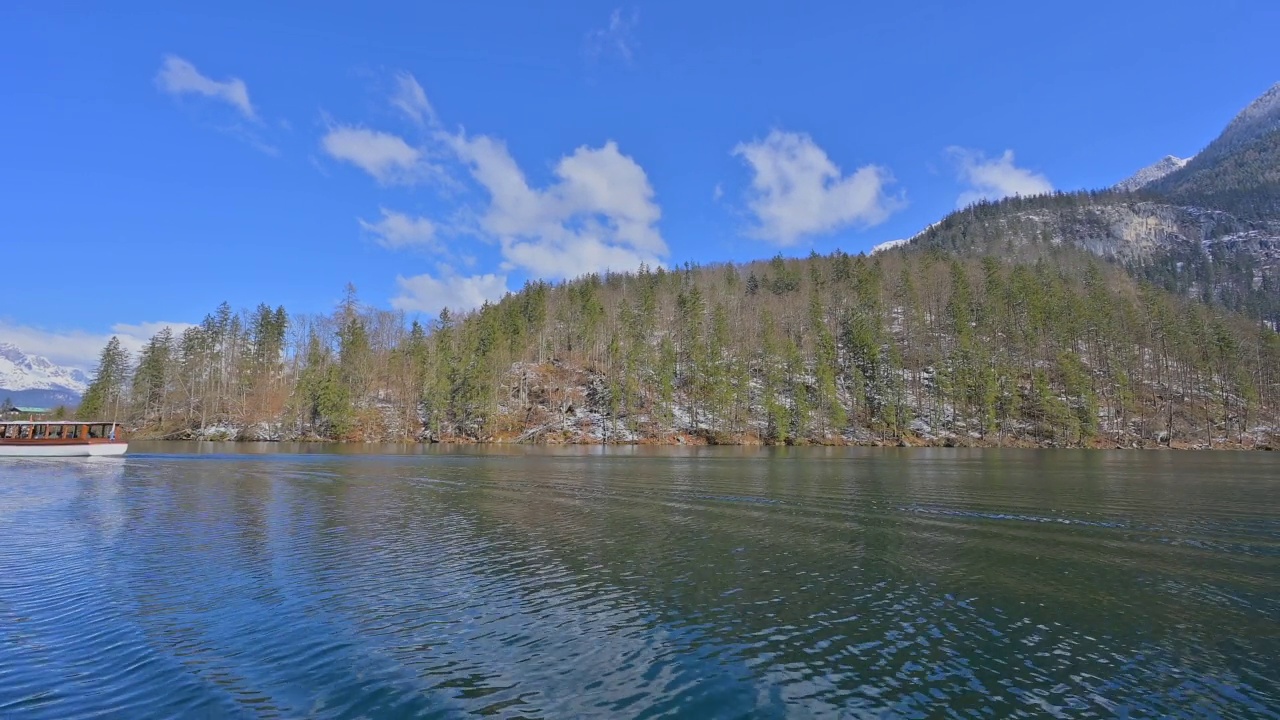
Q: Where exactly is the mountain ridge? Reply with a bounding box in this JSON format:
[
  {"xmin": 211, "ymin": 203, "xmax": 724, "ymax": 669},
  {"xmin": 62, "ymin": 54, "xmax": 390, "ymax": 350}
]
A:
[
  {"xmin": 0, "ymin": 342, "xmax": 90, "ymax": 401},
  {"xmin": 68, "ymin": 81, "xmax": 1280, "ymax": 448},
  {"xmin": 894, "ymin": 82, "xmax": 1280, "ymax": 323},
  {"xmin": 1115, "ymin": 155, "xmax": 1189, "ymax": 192},
  {"xmin": 1142, "ymin": 81, "xmax": 1280, "ymax": 218},
  {"xmin": 1219, "ymin": 81, "xmax": 1280, "ymax": 147}
]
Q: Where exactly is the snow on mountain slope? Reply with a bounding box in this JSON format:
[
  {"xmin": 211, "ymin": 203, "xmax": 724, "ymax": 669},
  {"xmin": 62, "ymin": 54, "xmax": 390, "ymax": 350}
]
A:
[
  {"xmin": 869, "ymin": 222, "xmax": 941, "ymax": 254},
  {"xmin": 0, "ymin": 343, "xmax": 90, "ymax": 394},
  {"xmin": 1221, "ymin": 81, "xmax": 1280, "ymax": 141},
  {"xmin": 924, "ymin": 199, "xmax": 1280, "ymax": 277},
  {"xmin": 1115, "ymin": 155, "xmax": 1189, "ymax": 191},
  {"xmin": 870, "ymin": 238, "xmax": 909, "ymax": 254}
]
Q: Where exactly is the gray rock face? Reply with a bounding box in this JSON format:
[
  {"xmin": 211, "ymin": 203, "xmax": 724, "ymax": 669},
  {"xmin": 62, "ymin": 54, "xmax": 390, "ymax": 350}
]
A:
[{"xmin": 980, "ymin": 201, "xmax": 1280, "ymax": 276}]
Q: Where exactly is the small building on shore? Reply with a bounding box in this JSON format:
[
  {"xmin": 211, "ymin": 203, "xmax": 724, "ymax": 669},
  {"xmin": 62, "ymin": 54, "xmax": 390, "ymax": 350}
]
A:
[{"xmin": 3, "ymin": 406, "xmax": 53, "ymax": 419}]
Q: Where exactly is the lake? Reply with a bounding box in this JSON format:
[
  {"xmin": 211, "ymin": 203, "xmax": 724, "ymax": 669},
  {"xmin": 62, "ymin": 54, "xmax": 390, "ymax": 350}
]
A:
[{"xmin": 1, "ymin": 444, "xmax": 1277, "ymax": 718}]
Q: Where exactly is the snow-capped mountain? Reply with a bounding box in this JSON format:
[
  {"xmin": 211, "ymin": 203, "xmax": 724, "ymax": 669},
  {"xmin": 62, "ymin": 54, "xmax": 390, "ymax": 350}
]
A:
[
  {"xmin": 870, "ymin": 238, "xmax": 909, "ymax": 254},
  {"xmin": 1115, "ymin": 155, "xmax": 1189, "ymax": 191},
  {"xmin": 0, "ymin": 343, "xmax": 90, "ymax": 396},
  {"xmin": 1219, "ymin": 81, "xmax": 1280, "ymax": 145},
  {"xmin": 869, "ymin": 221, "xmax": 941, "ymax": 254},
  {"xmin": 1142, "ymin": 80, "xmax": 1280, "ymax": 218}
]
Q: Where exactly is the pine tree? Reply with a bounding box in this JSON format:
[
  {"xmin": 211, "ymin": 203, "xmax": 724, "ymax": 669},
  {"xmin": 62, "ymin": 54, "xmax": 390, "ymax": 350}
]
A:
[
  {"xmin": 132, "ymin": 327, "xmax": 175, "ymax": 428},
  {"xmin": 79, "ymin": 336, "xmax": 131, "ymax": 421},
  {"xmin": 96, "ymin": 246, "xmax": 1280, "ymax": 448}
]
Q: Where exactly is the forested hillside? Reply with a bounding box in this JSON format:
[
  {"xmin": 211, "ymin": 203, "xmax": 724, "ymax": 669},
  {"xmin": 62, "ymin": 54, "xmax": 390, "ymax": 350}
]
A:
[
  {"xmin": 910, "ymin": 192, "xmax": 1280, "ymax": 324},
  {"xmin": 80, "ymin": 245, "xmax": 1280, "ymax": 448},
  {"xmin": 1146, "ymin": 130, "xmax": 1280, "ymax": 219},
  {"xmin": 75, "ymin": 82, "xmax": 1280, "ymax": 448},
  {"xmin": 1145, "ymin": 82, "xmax": 1280, "ymax": 219}
]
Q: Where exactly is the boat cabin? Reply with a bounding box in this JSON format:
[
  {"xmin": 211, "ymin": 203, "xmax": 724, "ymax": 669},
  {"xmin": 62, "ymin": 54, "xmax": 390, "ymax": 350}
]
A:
[{"xmin": 0, "ymin": 421, "xmax": 125, "ymax": 442}]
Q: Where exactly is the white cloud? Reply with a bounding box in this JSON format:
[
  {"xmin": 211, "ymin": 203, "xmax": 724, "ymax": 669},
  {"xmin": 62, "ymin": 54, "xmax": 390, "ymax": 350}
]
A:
[
  {"xmin": 222, "ymin": 124, "xmax": 279, "ymax": 156},
  {"xmin": 340, "ymin": 74, "xmax": 666, "ymax": 296},
  {"xmin": 948, "ymin": 147, "xmax": 1053, "ymax": 209},
  {"xmin": 321, "ymin": 126, "xmax": 427, "ymax": 185},
  {"xmin": 392, "ymin": 268, "xmax": 509, "ymax": 316},
  {"xmin": 502, "ymin": 230, "xmax": 664, "ymax": 279},
  {"xmin": 110, "ymin": 321, "xmax": 198, "ymax": 343},
  {"xmin": 586, "ymin": 8, "xmax": 639, "ymax": 63},
  {"xmin": 155, "ymin": 55, "xmax": 257, "ymax": 121},
  {"xmin": 712, "ymin": 183, "xmax": 724, "ymax": 201},
  {"xmin": 733, "ymin": 130, "xmax": 903, "ymax": 246},
  {"xmin": 0, "ymin": 319, "xmax": 196, "ymax": 370},
  {"xmin": 390, "ymin": 72, "xmax": 436, "ymax": 126},
  {"xmin": 447, "ymin": 132, "xmax": 666, "ymax": 279},
  {"xmin": 359, "ymin": 208, "xmax": 439, "ymax": 250}
]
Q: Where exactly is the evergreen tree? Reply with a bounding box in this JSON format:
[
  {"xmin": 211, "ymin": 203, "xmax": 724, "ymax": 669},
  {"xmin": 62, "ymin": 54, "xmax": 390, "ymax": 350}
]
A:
[
  {"xmin": 79, "ymin": 336, "xmax": 131, "ymax": 421},
  {"xmin": 95, "ymin": 244, "xmax": 1280, "ymax": 448},
  {"xmin": 132, "ymin": 327, "xmax": 175, "ymax": 428}
]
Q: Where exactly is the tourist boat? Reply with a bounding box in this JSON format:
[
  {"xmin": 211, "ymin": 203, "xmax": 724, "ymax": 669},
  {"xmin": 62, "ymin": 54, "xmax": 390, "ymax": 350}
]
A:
[{"xmin": 0, "ymin": 421, "xmax": 128, "ymax": 457}]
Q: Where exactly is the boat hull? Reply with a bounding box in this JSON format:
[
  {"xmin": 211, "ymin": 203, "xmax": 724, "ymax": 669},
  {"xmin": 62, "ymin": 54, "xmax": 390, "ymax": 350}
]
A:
[{"xmin": 0, "ymin": 443, "xmax": 128, "ymax": 457}]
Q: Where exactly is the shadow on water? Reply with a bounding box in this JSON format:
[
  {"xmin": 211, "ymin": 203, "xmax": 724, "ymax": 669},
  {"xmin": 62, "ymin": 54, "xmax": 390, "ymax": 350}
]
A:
[{"xmin": 1, "ymin": 445, "xmax": 1277, "ymax": 718}]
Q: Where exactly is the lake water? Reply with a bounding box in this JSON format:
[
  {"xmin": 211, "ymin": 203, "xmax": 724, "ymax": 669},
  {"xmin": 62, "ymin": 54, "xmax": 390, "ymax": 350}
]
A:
[{"xmin": 1, "ymin": 444, "xmax": 1277, "ymax": 718}]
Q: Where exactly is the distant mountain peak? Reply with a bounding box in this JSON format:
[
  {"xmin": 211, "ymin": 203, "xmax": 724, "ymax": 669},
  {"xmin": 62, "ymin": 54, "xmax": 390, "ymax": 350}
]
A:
[
  {"xmin": 1222, "ymin": 81, "xmax": 1280, "ymax": 138},
  {"xmin": 1184, "ymin": 81, "xmax": 1280, "ymax": 165},
  {"xmin": 1138, "ymin": 81, "xmax": 1280, "ymax": 218},
  {"xmin": 0, "ymin": 342, "xmax": 89, "ymax": 396},
  {"xmin": 869, "ymin": 222, "xmax": 941, "ymax": 254},
  {"xmin": 870, "ymin": 238, "xmax": 908, "ymax": 254},
  {"xmin": 1115, "ymin": 155, "xmax": 1190, "ymax": 192}
]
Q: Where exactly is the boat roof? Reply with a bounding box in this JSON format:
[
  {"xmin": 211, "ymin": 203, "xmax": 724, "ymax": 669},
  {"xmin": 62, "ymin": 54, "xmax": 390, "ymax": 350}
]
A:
[{"xmin": 0, "ymin": 420, "xmax": 122, "ymax": 425}]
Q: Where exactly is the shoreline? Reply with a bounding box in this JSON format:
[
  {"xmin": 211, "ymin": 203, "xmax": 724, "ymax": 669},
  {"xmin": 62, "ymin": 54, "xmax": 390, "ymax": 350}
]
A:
[{"xmin": 135, "ymin": 432, "xmax": 1277, "ymax": 451}]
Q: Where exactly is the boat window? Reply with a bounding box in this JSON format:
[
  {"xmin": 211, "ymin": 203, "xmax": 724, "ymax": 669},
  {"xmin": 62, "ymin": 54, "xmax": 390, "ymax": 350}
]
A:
[
  {"xmin": 67, "ymin": 425, "xmax": 80, "ymax": 439},
  {"xmin": 20, "ymin": 425, "xmax": 31, "ymax": 439},
  {"xmin": 48, "ymin": 426, "xmax": 62, "ymax": 439},
  {"xmin": 89, "ymin": 425, "xmax": 102, "ymax": 439}
]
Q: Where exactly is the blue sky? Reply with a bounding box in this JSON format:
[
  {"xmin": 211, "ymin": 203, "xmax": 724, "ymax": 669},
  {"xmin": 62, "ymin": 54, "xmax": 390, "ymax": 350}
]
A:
[{"xmin": 2, "ymin": 0, "xmax": 1278, "ymax": 368}]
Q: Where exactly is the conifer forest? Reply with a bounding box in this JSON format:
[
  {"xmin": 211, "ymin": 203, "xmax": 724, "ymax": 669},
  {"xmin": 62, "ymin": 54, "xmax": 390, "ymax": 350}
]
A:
[{"xmin": 79, "ymin": 239, "xmax": 1280, "ymax": 448}]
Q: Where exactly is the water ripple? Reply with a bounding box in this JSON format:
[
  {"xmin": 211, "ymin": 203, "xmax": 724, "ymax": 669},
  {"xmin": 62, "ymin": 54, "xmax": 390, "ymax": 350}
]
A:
[{"xmin": 0, "ymin": 446, "xmax": 1277, "ymax": 718}]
